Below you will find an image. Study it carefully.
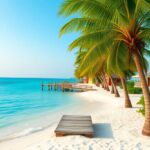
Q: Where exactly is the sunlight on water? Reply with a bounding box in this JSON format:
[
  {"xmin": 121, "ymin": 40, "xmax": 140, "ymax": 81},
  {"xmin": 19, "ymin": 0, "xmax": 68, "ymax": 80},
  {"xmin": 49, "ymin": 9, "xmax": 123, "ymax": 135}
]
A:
[{"xmin": 0, "ymin": 78, "xmax": 82, "ymax": 140}]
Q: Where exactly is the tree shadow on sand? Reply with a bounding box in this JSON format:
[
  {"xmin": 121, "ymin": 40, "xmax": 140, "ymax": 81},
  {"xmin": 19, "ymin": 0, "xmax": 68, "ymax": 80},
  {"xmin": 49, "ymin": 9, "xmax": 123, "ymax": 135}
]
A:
[{"xmin": 93, "ymin": 123, "xmax": 114, "ymax": 139}]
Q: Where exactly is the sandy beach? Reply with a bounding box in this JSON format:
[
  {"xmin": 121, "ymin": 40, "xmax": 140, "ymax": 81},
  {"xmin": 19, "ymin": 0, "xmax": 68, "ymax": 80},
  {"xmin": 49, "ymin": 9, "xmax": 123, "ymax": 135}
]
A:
[{"xmin": 0, "ymin": 86, "xmax": 150, "ymax": 150}]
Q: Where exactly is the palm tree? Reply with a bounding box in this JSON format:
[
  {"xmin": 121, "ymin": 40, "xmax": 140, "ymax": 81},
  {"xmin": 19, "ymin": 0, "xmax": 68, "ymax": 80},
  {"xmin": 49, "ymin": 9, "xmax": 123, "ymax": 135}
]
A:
[
  {"xmin": 74, "ymin": 41, "xmax": 133, "ymax": 107},
  {"xmin": 59, "ymin": 0, "xmax": 150, "ymax": 136}
]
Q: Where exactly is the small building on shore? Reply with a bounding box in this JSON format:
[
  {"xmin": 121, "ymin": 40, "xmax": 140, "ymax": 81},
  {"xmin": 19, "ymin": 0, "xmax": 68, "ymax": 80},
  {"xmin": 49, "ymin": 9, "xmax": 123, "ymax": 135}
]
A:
[
  {"xmin": 106, "ymin": 74, "xmax": 121, "ymax": 86},
  {"xmin": 82, "ymin": 77, "xmax": 93, "ymax": 84},
  {"xmin": 132, "ymin": 73, "xmax": 150, "ymax": 87}
]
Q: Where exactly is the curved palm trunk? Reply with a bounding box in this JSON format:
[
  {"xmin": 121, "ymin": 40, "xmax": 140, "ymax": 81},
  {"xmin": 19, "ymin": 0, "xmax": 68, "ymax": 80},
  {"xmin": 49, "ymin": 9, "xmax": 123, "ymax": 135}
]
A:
[
  {"xmin": 98, "ymin": 76, "xmax": 104, "ymax": 88},
  {"xmin": 121, "ymin": 77, "xmax": 132, "ymax": 108},
  {"xmin": 111, "ymin": 82, "xmax": 115, "ymax": 94},
  {"xmin": 109, "ymin": 76, "xmax": 114, "ymax": 94},
  {"xmin": 100, "ymin": 75, "xmax": 106, "ymax": 89},
  {"xmin": 104, "ymin": 79, "xmax": 109, "ymax": 91},
  {"xmin": 101, "ymin": 76, "xmax": 106, "ymax": 90},
  {"xmin": 114, "ymin": 85, "xmax": 120, "ymax": 97},
  {"xmin": 110, "ymin": 76, "xmax": 120, "ymax": 97},
  {"xmin": 96, "ymin": 76, "xmax": 101, "ymax": 87},
  {"xmin": 102, "ymin": 74, "xmax": 110, "ymax": 91},
  {"xmin": 133, "ymin": 53, "xmax": 150, "ymax": 136}
]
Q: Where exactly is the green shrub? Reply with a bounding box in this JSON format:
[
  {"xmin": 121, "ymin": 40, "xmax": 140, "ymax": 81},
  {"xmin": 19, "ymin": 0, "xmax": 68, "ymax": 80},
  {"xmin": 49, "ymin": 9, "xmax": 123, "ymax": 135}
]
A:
[
  {"xmin": 120, "ymin": 84, "xmax": 123, "ymax": 89},
  {"xmin": 133, "ymin": 87, "xmax": 143, "ymax": 94},
  {"xmin": 137, "ymin": 96, "xmax": 145, "ymax": 116},
  {"xmin": 128, "ymin": 87, "xmax": 143, "ymax": 94},
  {"xmin": 127, "ymin": 88, "xmax": 134, "ymax": 94},
  {"xmin": 125, "ymin": 81, "xmax": 143, "ymax": 94},
  {"xmin": 120, "ymin": 81, "xmax": 134, "ymax": 89},
  {"xmin": 120, "ymin": 80, "xmax": 142, "ymax": 94},
  {"xmin": 127, "ymin": 81, "xmax": 134, "ymax": 88}
]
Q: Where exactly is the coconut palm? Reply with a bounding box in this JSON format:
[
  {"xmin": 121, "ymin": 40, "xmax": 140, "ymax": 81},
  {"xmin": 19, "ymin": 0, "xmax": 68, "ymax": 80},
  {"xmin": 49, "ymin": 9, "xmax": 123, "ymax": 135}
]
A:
[
  {"xmin": 59, "ymin": 0, "xmax": 150, "ymax": 136},
  {"xmin": 74, "ymin": 43, "xmax": 135, "ymax": 107}
]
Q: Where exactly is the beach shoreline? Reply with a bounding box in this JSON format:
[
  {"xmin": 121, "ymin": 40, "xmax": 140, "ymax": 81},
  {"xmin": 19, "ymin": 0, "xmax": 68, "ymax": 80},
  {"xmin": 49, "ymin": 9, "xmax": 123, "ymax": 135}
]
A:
[{"xmin": 0, "ymin": 86, "xmax": 150, "ymax": 150}]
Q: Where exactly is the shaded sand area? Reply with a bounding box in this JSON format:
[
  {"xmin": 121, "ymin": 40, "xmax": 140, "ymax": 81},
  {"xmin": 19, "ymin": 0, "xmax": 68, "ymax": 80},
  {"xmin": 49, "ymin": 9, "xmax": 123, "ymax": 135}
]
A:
[{"xmin": 0, "ymin": 86, "xmax": 150, "ymax": 150}]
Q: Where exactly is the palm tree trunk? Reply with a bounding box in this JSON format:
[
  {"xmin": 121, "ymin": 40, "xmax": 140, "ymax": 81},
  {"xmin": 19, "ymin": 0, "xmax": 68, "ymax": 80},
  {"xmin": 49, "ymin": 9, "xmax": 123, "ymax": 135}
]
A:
[
  {"xmin": 110, "ymin": 76, "xmax": 120, "ymax": 97},
  {"xmin": 133, "ymin": 52, "xmax": 150, "ymax": 136},
  {"xmin": 98, "ymin": 76, "xmax": 104, "ymax": 88},
  {"xmin": 101, "ymin": 75, "xmax": 107, "ymax": 89},
  {"xmin": 121, "ymin": 77, "xmax": 132, "ymax": 108},
  {"xmin": 109, "ymin": 76, "xmax": 114, "ymax": 94},
  {"xmin": 96, "ymin": 76, "xmax": 101, "ymax": 87},
  {"xmin": 111, "ymin": 81, "xmax": 114, "ymax": 94},
  {"xmin": 100, "ymin": 75, "xmax": 106, "ymax": 89},
  {"xmin": 102, "ymin": 74, "xmax": 110, "ymax": 91}
]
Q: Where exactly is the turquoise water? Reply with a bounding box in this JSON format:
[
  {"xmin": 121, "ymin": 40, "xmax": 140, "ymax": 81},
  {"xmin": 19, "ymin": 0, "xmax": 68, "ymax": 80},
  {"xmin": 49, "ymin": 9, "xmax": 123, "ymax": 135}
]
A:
[{"xmin": 0, "ymin": 78, "xmax": 82, "ymax": 140}]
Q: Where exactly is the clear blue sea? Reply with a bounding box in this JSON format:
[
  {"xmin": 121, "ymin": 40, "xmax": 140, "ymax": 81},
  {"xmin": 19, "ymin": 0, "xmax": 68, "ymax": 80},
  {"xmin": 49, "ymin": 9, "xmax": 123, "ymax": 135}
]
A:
[{"xmin": 0, "ymin": 78, "xmax": 84, "ymax": 140}]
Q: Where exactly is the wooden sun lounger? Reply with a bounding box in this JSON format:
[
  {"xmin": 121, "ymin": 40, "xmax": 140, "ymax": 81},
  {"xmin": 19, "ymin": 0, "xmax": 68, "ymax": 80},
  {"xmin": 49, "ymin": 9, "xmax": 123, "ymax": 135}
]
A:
[{"xmin": 55, "ymin": 115, "xmax": 94, "ymax": 138}]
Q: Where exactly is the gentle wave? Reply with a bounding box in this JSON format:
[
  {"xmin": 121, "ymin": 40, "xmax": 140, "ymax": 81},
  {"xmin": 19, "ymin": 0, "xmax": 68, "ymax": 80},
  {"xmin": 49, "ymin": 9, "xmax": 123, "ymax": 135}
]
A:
[
  {"xmin": 0, "ymin": 127, "xmax": 44, "ymax": 142},
  {"xmin": 16, "ymin": 127, "xmax": 44, "ymax": 137}
]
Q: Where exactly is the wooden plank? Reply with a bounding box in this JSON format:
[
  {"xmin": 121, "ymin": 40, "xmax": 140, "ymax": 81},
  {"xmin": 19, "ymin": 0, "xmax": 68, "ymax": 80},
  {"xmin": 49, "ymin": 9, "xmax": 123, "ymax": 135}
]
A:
[
  {"xmin": 55, "ymin": 126, "xmax": 93, "ymax": 133},
  {"xmin": 62, "ymin": 115, "xmax": 91, "ymax": 121},
  {"xmin": 60, "ymin": 120, "xmax": 92, "ymax": 124},
  {"xmin": 63, "ymin": 115, "xmax": 91, "ymax": 118},
  {"xmin": 58, "ymin": 124, "xmax": 92, "ymax": 127},
  {"xmin": 58, "ymin": 121, "xmax": 92, "ymax": 127}
]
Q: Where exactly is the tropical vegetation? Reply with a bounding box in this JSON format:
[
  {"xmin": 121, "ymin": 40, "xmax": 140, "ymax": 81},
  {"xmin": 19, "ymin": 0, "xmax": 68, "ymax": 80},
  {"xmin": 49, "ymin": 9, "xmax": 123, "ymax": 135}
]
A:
[
  {"xmin": 121, "ymin": 81, "xmax": 143, "ymax": 94},
  {"xmin": 59, "ymin": 0, "xmax": 150, "ymax": 136},
  {"xmin": 137, "ymin": 96, "xmax": 145, "ymax": 116}
]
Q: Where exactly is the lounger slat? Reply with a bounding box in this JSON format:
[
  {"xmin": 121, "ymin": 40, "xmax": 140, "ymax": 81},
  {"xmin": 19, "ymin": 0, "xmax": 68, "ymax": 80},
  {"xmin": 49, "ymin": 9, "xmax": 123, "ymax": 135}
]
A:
[
  {"xmin": 62, "ymin": 115, "xmax": 91, "ymax": 121},
  {"xmin": 63, "ymin": 115, "xmax": 91, "ymax": 118},
  {"xmin": 58, "ymin": 123, "xmax": 92, "ymax": 127},
  {"xmin": 60, "ymin": 120, "xmax": 92, "ymax": 124}
]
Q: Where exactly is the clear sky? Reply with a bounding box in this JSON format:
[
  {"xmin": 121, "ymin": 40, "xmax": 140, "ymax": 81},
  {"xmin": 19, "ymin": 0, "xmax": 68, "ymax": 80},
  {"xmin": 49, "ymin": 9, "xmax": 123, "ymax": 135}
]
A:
[{"xmin": 0, "ymin": 0, "xmax": 78, "ymax": 78}]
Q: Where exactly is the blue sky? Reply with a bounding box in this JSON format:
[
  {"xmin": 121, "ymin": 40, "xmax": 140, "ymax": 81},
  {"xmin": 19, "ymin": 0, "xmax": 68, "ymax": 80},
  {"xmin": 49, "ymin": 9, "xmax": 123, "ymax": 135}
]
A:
[{"xmin": 0, "ymin": 0, "xmax": 78, "ymax": 78}]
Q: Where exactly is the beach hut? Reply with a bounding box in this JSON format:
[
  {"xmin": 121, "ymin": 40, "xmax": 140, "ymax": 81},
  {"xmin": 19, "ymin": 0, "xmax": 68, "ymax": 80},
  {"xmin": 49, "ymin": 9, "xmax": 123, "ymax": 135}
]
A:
[
  {"xmin": 82, "ymin": 77, "xmax": 93, "ymax": 84},
  {"xmin": 82, "ymin": 77, "xmax": 88, "ymax": 84},
  {"xmin": 106, "ymin": 74, "xmax": 121, "ymax": 86},
  {"xmin": 132, "ymin": 72, "xmax": 150, "ymax": 87}
]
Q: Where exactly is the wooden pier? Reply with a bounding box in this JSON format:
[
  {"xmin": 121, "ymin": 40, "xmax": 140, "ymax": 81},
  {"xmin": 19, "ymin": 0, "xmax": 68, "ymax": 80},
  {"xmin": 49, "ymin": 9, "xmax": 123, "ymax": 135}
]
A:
[{"xmin": 41, "ymin": 82, "xmax": 93, "ymax": 92}]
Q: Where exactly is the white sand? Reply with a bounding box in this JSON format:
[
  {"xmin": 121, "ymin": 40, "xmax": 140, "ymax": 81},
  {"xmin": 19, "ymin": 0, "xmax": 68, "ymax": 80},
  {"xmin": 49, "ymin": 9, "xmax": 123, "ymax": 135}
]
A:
[{"xmin": 0, "ymin": 86, "xmax": 150, "ymax": 150}]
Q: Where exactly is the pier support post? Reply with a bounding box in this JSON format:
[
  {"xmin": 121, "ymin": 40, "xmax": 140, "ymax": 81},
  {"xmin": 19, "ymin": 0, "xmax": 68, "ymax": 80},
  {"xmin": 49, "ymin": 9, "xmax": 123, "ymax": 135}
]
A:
[
  {"xmin": 54, "ymin": 83, "xmax": 56, "ymax": 91},
  {"xmin": 41, "ymin": 81, "xmax": 44, "ymax": 91},
  {"xmin": 48, "ymin": 83, "xmax": 51, "ymax": 91},
  {"xmin": 62, "ymin": 84, "xmax": 64, "ymax": 92}
]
